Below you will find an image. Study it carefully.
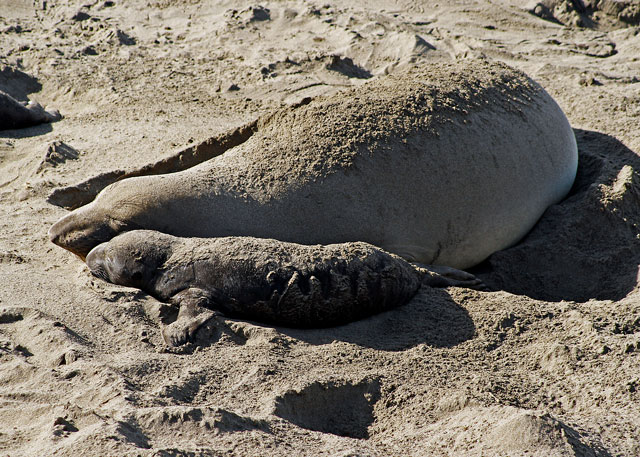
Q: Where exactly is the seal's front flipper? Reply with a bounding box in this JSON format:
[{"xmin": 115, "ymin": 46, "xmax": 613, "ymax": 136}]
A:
[
  {"xmin": 412, "ymin": 263, "xmax": 486, "ymax": 290},
  {"xmin": 161, "ymin": 288, "xmax": 218, "ymax": 346}
]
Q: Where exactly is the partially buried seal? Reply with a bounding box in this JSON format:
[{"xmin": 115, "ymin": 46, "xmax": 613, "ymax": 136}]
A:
[
  {"xmin": 86, "ymin": 230, "xmax": 482, "ymax": 345},
  {"xmin": 0, "ymin": 90, "xmax": 61, "ymax": 130},
  {"xmin": 49, "ymin": 59, "xmax": 578, "ymax": 269}
]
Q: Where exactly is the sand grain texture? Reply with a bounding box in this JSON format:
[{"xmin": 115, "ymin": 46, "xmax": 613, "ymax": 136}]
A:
[{"xmin": 1, "ymin": 1, "xmax": 639, "ymax": 456}]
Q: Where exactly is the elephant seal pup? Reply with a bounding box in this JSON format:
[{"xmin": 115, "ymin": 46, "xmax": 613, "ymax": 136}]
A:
[
  {"xmin": 86, "ymin": 230, "xmax": 481, "ymax": 346},
  {"xmin": 50, "ymin": 59, "xmax": 578, "ymax": 269},
  {"xmin": 0, "ymin": 90, "xmax": 61, "ymax": 130}
]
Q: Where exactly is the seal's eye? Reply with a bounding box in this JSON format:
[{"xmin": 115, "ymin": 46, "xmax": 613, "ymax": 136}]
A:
[{"xmin": 131, "ymin": 271, "xmax": 143, "ymax": 282}]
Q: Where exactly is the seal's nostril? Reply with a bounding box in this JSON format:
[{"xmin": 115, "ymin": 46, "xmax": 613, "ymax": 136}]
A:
[
  {"xmin": 49, "ymin": 214, "xmax": 73, "ymax": 247},
  {"xmin": 86, "ymin": 243, "xmax": 107, "ymax": 276},
  {"xmin": 48, "ymin": 224, "xmax": 61, "ymax": 245}
]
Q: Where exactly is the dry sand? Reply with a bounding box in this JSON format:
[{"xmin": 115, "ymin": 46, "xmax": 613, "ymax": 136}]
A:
[{"xmin": 1, "ymin": 0, "xmax": 639, "ymax": 455}]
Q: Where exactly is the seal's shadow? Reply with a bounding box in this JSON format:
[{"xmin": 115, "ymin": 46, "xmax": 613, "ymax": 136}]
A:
[
  {"xmin": 166, "ymin": 286, "xmax": 474, "ymax": 352},
  {"xmin": 274, "ymin": 286, "xmax": 475, "ymax": 351},
  {"xmin": 0, "ymin": 123, "xmax": 53, "ymax": 139},
  {"xmin": 472, "ymin": 129, "xmax": 640, "ymax": 302}
]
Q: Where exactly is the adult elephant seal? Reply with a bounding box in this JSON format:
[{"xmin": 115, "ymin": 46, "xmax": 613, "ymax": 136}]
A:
[
  {"xmin": 50, "ymin": 59, "xmax": 578, "ymax": 269},
  {"xmin": 86, "ymin": 230, "xmax": 482, "ymax": 345}
]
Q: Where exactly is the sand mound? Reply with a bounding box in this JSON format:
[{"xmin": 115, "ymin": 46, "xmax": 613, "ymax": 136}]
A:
[
  {"xmin": 478, "ymin": 129, "xmax": 640, "ymax": 302},
  {"xmin": 527, "ymin": 0, "xmax": 640, "ymax": 29},
  {"xmin": 389, "ymin": 405, "xmax": 608, "ymax": 456}
]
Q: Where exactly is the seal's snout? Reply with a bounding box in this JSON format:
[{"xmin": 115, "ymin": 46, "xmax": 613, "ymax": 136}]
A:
[
  {"xmin": 48, "ymin": 213, "xmax": 84, "ymax": 256},
  {"xmin": 86, "ymin": 243, "xmax": 109, "ymax": 281},
  {"xmin": 48, "ymin": 212, "xmax": 92, "ymax": 259},
  {"xmin": 48, "ymin": 218, "xmax": 64, "ymax": 246},
  {"xmin": 49, "ymin": 205, "xmax": 127, "ymax": 260}
]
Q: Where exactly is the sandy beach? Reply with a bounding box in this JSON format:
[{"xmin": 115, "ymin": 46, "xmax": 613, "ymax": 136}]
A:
[{"xmin": 1, "ymin": 1, "xmax": 639, "ymax": 455}]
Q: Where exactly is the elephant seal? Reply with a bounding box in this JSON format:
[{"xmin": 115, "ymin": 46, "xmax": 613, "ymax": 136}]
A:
[
  {"xmin": 86, "ymin": 230, "xmax": 482, "ymax": 345},
  {"xmin": 0, "ymin": 90, "xmax": 61, "ymax": 130},
  {"xmin": 50, "ymin": 59, "xmax": 578, "ymax": 269}
]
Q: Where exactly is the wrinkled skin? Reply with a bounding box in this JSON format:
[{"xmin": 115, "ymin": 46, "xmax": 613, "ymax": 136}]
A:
[{"xmin": 86, "ymin": 230, "xmax": 483, "ymax": 346}]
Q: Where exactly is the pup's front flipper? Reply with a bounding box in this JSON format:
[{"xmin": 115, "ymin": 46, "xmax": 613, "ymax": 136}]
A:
[
  {"xmin": 412, "ymin": 263, "xmax": 486, "ymax": 290},
  {"xmin": 161, "ymin": 288, "xmax": 219, "ymax": 346}
]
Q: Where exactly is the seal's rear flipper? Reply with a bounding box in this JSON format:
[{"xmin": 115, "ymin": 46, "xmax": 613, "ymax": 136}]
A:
[
  {"xmin": 47, "ymin": 119, "xmax": 258, "ymax": 210},
  {"xmin": 44, "ymin": 108, "xmax": 62, "ymax": 123},
  {"xmin": 412, "ymin": 263, "xmax": 487, "ymax": 290}
]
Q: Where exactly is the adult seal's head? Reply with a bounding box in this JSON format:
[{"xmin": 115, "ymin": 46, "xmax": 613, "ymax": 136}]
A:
[
  {"xmin": 49, "ymin": 176, "xmax": 176, "ymax": 259},
  {"xmin": 50, "ymin": 206, "xmax": 132, "ymax": 260}
]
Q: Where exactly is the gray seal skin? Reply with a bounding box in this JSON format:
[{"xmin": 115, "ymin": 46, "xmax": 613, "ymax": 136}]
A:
[
  {"xmin": 86, "ymin": 230, "xmax": 482, "ymax": 346},
  {"xmin": 0, "ymin": 90, "xmax": 61, "ymax": 130},
  {"xmin": 50, "ymin": 59, "xmax": 578, "ymax": 268}
]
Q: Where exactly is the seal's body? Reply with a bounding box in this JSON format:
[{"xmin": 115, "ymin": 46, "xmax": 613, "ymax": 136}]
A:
[
  {"xmin": 87, "ymin": 231, "xmax": 452, "ymax": 344},
  {"xmin": 0, "ymin": 90, "xmax": 61, "ymax": 130},
  {"xmin": 87, "ymin": 231, "xmax": 422, "ymax": 328},
  {"xmin": 50, "ymin": 60, "xmax": 578, "ymax": 269}
]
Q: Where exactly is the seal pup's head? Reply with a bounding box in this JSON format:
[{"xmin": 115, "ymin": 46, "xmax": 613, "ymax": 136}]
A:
[{"xmin": 86, "ymin": 230, "xmax": 172, "ymax": 290}]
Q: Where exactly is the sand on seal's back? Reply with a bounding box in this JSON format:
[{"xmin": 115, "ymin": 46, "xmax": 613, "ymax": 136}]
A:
[
  {"xmin": 191, "ymin": 59, "xmax": 577, "ymax": 268},
  {"xmin": 220, "ymin": 60, "xmax": 545, "ymax": 195}
]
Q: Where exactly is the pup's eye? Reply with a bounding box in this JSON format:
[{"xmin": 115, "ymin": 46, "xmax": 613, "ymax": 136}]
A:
[{"xmin": 131, "ymin": 271, "xmax": 142, "ymax": 282}]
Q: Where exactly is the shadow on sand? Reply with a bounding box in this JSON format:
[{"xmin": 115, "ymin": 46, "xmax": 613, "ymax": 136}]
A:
[
  {"xmin": 473, "ymin": 129, "xmax": 640, "ymax": 303},
  {"xmin": 0, "ymin": 122, "xmax": 53, "ymax": 139},
  {"xmin": 191, "ymin": 286, "xmax": 475, "ymax": 352},
  {"xmin": 0, "ymin": 66, "xmax": 56, "ymax": 138}
]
